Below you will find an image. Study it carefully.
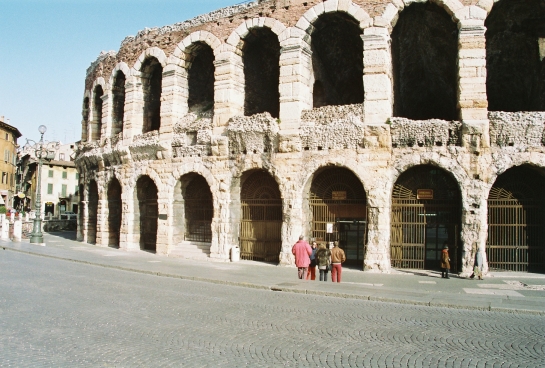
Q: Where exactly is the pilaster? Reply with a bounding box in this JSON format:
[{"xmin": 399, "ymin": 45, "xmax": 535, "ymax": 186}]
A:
[{"xmin": 213, "ymin": 51, "xmax": 244, "ymax": 130}]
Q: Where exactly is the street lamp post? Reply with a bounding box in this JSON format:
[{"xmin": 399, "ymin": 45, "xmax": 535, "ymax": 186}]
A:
[{"xmin": 25, "ymin": 125, "xmax": 59, "ymax": 244}]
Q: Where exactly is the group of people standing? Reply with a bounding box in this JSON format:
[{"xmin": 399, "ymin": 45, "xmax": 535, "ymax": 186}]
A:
[{"xmin": 292, "ymin": 235, "xmax": 346, "ymax": 282}]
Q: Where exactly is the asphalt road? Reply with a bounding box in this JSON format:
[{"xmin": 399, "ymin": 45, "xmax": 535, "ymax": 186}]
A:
[{"xmin": 1, "ymin": 250, "xmax": 544, "ymax": 367}]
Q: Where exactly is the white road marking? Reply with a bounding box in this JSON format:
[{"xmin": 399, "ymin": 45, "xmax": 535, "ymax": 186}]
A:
[{"xmin": 464, "ymin": 288, "xmax": 524, "ymax": 297}]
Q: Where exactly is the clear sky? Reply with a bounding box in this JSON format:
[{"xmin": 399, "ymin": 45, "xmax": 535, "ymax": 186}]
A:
[{"xmin": 0, "ymin": 0, "xmax": 239, "ymax": 144}]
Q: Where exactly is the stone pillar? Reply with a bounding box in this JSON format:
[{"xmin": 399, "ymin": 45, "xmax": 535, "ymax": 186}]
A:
[
  {"xmin": 278, "ymin": 40, "xmax": 313, "ymax": 133},
  {"xmin": 122, "ymin": 185, "xmax": 140, "ymax": 251},
  {"xmin": 213, "ymin": 50, "xmax": 244, "ymax": 133},
  {"xmin": 458, "ymin": 178, "xmax": 489, "ymax": 276},
  {"xmin": 160, "ymin": 64, "xmax": 188, "ymax": 140},
  {"xmin": 122, "ymin": 76, "xmax": 144, "ymax": 141},
  {"xmin": 458, "ymin": 22, "xmax": 488, "ymax": 122},
  {"xmin": 279, "ymin": 191, "xmax": 303, "ymax": 266},
  {"xmin": 539, "ymin": 38, "xmax": 545, "ymax": 61},
  {"xmin": 156, "ymin": 197, "xmax": 170, "ymax": 255},
  {"xmin": 1, "ymin": 219, "xmax": 9, "ymax": 239},
  {"xmin": 364, "ymin": 186, "xmax": 391, "ymax": 272},
  {"xmin": 100, "ymin": 93, "xmax": 111, "ymax": 141},
  {"xmin": 95, "ymin": 199, "xmax": 107, "ymax": 247},
  {"xmin": 363, "ymin": 27, "xmax": 393, "ymax": 125},
  {"xmin": 209, "ymin": 188, "xmax": 233, "ymax": 262}
]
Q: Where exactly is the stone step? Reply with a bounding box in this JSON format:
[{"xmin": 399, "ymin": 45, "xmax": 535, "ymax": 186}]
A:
[{"xmin": 169, "ymin": 241, "xmax": 211, "ymax": 260}]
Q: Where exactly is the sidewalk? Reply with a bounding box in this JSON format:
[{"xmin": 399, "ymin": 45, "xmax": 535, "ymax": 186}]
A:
[{"xmin": 2, "ymin": 232, "xmax": 545, "ymax": 315}]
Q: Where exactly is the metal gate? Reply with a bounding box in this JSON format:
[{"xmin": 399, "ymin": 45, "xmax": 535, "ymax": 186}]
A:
[
  {"xmin": 240, "ymin": 171, "xmax": 282, "ymax": 262},
  {"xmin": 391, "ymin": 166, "xmax": 460, "ymax": 271},
  {"xmin": 137, "ymin": 177, "xmax": 158, "ymax": 252},
  {"xmin": 185, "ymin": 176, "xmax": 213, "ymax": 243},
  {"xmin": 309, "ymin": 168, "xmax": 367, "ymax": 262},
  {"xmin": 487, "ymin": 170, "xmax": 545, "ymax": 272}
]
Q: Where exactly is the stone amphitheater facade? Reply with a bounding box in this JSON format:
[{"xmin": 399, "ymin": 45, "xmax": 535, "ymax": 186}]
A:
[{"xmin": 76, "ymin": 0, "xmax": 545, "ymax": 275}]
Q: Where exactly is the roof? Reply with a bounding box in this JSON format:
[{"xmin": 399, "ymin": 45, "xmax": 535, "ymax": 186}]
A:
[{"xmin": 0, "ymin": 120, "xmax": 22, "ymax": 139}]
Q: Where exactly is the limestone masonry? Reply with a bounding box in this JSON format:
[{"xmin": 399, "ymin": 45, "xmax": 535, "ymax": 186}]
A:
[{"xmin": 76, "ymin": 0, "xmax": 545, "ymax": 275}]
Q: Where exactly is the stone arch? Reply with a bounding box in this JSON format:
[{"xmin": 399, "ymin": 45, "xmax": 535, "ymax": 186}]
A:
[
  {"xmin": 173, "ymin": 173, "xmax": 214, "ymax": 247},
  {"xmin": 391, "ymin": 1, "xmax": 459, "ymax": 120},
  {"xmin": 303, "ymin": 165, "xmax": 368, "ymax": 265},
  {"xmin": 87, "ymin": 179, "xmax": 99, "ymax": 245},
  {"xmin": 133, "ymin": 47, "xmax": 168, "ymax": 71},
  {"xmin": 173, "ymin": 31, "xmax": 222, "ymax": 60},
  {"xmin": 296, "ymin": 2, "xmax": 370, "ymax": 108},
  {"xmin": 111, "ymin": 70, "xmax": 126, "ymax": 137},
  {"xmin": 81, "ymin": 90, "xmax": 91, "ymax": 142},
  {"xmin": 379, "ymin": 0, "xmax": 466, "ymax": 30},
  {"xmin": 106, "ymin": 176, "xmax": 122, "ymax": 248},
  {"xmin": 486, "ymin": 164, "xmax": 545, "ymax": 272},
  {"xmin": 226, "ymin": 17, "xmax": 286, "ymax": 50},
  {"xmin": 391, "ymin": 164, "xmax": 463, "ymax": 271},
  {"xmin": 138, "ymin": 55, "xmax": 163, "ymax": 133},
  {"xmin": 90, "ymin": 78, "xmax": 106, "ymax": 142},
  {"xmin": 185, "ymin": 42, "xmax": 215, "ymax": 114},
  {"xmin": 133, "ymin": 174, "xmax": 159, "ymax": 252},
  {"xmin": 485, "ymin": 0, "xmax": 545, "ymax": 112},
  {"xmin": 239, "ymin": 169, "xmax": 283, "ymax": 262}
]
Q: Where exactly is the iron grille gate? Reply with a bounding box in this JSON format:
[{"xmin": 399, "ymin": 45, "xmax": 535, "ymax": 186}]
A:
[
  {"xmin": 240, "ymin": 199, "xmax": 282, "ymax": 262},
  {"xmin": 391, "ymin": 199, "xmax": 459, "ymax": 271},
  {"xmin": 184, "ymin": 199, "xmax": 212, "ymax": 243},
  {"xmin": 310, "ymin": 199, "xmax": 366, "ymax": 243},
  {"xmin": 487, "ymin": 199, "xmax": 544, "ymax": 272}
]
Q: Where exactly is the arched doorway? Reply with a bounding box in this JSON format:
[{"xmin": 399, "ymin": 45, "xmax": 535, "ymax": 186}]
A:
[
  {"xmin": 173, "ymin": 174, "xmax": 213, "ymax": 243},
  {"xmin": 309, "ymin": 167, "xmax": 367, "ymax": 265},
  {"xmin": 136, "ymin": 176, "xmax": 158, "ymax": 252},
  {"xmin": 487, "ymin": 166, "xmax": 545, "ymax": 273},
  {"xmin": 107, "ymin": 178, "xmax": 122, "ymax": 248},
  {"xmin": 87, "ymin": 180, "xmax": 98, "ymax": 244},
  {"xmin": 391, "ymin": 165, "xmax": 461, "ymax": 271},
  {"xmin": 240, "ymin": 170, "xmax": 282, "ymax": 262}
]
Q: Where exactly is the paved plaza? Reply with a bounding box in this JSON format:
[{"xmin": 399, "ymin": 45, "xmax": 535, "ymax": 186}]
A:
[{"xmin": 0, "ymin": 233, "xmax": 544, "ymax": 367}]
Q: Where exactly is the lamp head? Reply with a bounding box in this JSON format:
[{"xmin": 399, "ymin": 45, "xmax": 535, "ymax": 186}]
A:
[{"xmin": 38, "ymin": 125, "xmax": 47, "ymax": 134}]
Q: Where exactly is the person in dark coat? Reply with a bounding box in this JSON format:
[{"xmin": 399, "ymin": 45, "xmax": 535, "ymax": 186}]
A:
[
  {"xmin": 316, "ymin": 244, "xmax": 331, "ymax": 282},
  {"xmin": 440, "ymin": 242, "xmax": 451, "ymax": 279}
]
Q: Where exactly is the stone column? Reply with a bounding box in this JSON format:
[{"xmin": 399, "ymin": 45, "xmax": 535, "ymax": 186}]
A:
[
  {"xmin": 210, "ymin": 178, "xmax": 235, "ymax": 261},
  {"xmin": 95, "ymin": 199, "xmax": 107, "ymax": 247},
  {"xmin": 160, "ymin": 64, "xmax": 188, "ymax": 141},
  {"xmin": 122, "ymin": 76, "xmax": 144, "ymax": 142},
  {"xmin": 100, "ymin": 93, "xmax": 111, "ymax": 141},
  {"xmin": 80, "ymin": 200, "xmax": 89, "ymax": 243},
  {"xmin": 364, "ymin": 186, "xmax": 391, "ymax": 272},
  {"xmin": 458, "ymin": 22, "xmax": 488, "ymax": 123},
  {"xmin": 363, "ymin": 27, "xmax": 393, "ymax": 125},
  {"xmin": 156, "ymin": 197, "xmax": 170, "ymax": 255},
  {"xmin": 278, "ymin": 40, "xmax": 313, "ymax": 133},
  {"xmin": 278, "ymin": 191, "xmax": 303, "ymax": 266},
  {"xmin": 213, "ymin": 51, "xmax": 244, "ymax": 133}
]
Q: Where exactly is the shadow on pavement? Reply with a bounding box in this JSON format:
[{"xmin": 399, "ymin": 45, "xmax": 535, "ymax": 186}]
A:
[{"xmin": 46, "ymin": 231, "xmax": 77, "ymax": 241}]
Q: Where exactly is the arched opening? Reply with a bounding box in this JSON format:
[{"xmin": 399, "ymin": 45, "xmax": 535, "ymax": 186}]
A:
[
  {"xmin": 486, "ymin": 0, "xmax": 545, "ymax": 111},
  {"xmin": 82, "ymin": 97, "xmax": 89, "ymax": 142},
  {"xmin": 187, "ymin": 42, "xmax": 215, "ymax": 114},
  {"xmin": 93, "ymin": 85, "xmax": 104, "ymax": 141},
  {"xmin": 311, "ymin": 12, "xmax": 363, "ymax": 108},
  {"xmin": 487, "ymin": 165, "xmax": 545, "ymax": 272},
  {"xmin": 107, "ymin": 178, "xmax": 122, "ymax": 248},
  {"xmin": 240, "ymin": 170, "xmax": 282, "ymax": 262},
  {"xmin": 87, "ymin": 180, "xmax": 98, "ymax": 245},
  {"xmin": 173, "ymin": 173, "xmax": 213, "ymax": 245},
  {"xmin": 112, "ymin": 71, "xmax": 126, "ymax": 136},
  {"xmin": 309, "ymin": 167, "xmax": 367, "ymax": 266},
  {"xmin": 391, "ymin": 165, "xmax": 461, "ymax": 271},
  {"xmin": 136, "ymin": 176, "xmax": 158, "ymax": 252},
  {"xmin": 141, "ymin": 57, "xmax": 162, "ymax": 133},
  {"xmin": 243, "ymin": 27, "xmax": 280, "ymax": 118},
  {"xmin": 392, "ymin": 2, "xmax": 458, "ymax": 120}
]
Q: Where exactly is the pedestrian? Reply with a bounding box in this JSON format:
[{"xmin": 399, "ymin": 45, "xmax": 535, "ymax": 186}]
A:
[
  {"xmin": 316, "ymin": 243, "xmax": 331, "ymax": 282},
  {"xmin": 473, "ymin": 246, "xmax": 484, "ymax": 280},
  {"xmin": 292, "ymin": 235, "xmax": 312, "ymax": 280},
  {"xmin": 440, "ymin": 242, "xmax": 451, "ymax": 279},
  {"xmin": 330, "ymin": 241, "xmax": 346, "ymax": 283},
  {"xmin": 306, "ymin": 241, "xmax": 318, "ymax": 281}
]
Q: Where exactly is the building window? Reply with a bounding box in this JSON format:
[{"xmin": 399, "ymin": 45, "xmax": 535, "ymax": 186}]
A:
[
  {"xmin": 59, "ymin": 153, "xmax": 65, "ymax": 161},
  {"xmin": 62, "ymin": 171, "xmax": 67, "ymax": 179},
  {"xmin": 75, "ymin": 172, "xmax": 79, "ymax": 180},
  {"xmin": 48, "ymin": 170, "xmax": 53, "ymax": 178},
  {"xmin": 10, "ymin": 173, "xmax": 13, "ymax": 186},
  {"xmin": 47, "ymin": 183, "xmax": 53, "ymax": 194},
  {"xmin": 5, "ymin": 133, "xmax": 8, "ymax": 140},
  {"xmin": 4, "ymin": 150, "xmax": 9, "ymax": 162},
  {"xmin": 1, "ymin": 172, "xmax": 6, "ymax": 184},
  {"xmin": 61, "ymin": 184, "xmax": 67, "ymax": 197}
]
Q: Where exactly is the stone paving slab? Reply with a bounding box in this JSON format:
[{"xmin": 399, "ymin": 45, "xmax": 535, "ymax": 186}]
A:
[{"xmin": 1, "ymin": 232, "xmax": 544, "ymax": 315}]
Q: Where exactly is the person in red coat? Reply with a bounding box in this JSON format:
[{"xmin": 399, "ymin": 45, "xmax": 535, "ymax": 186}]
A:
[{"xmin": 292, "ymin": 235, "xmax": 312, "ymax": 279}]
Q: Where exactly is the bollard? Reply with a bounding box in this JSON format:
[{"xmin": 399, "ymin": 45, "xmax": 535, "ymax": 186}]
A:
[
  {"xmin": 13, "ymin": 220, "xmax": 22, "ymax": 241},
  {"xmin": 1, "ymin": 219, "xmax": 9, "ymax": 239}
]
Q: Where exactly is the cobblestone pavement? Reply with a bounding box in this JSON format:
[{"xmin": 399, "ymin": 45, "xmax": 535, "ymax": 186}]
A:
[{"xmin": 1, "ymin": 250, "xmax": 544, "ymax": 367}]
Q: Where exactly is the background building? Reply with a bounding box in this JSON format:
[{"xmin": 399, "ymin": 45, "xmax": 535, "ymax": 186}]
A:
[
  {"xmin": 0, "ymin": 116, "xmax": 22, "ymax": 208},
  {"xmin": 76, "ymin": 0, "xmax": 545, "ymax": 274},
  {"xmin": 17, "ymin": 142, "xmax": 80, "ymax": 216}
]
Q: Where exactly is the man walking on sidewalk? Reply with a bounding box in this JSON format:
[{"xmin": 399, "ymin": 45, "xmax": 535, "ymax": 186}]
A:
[
  {"xmin": 292, "ymin": 235, "xmax": 312, "ymax": 279},
  {"xmin": 330, "ymin": 241, "xmax": 346, "ymax": 283}
]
